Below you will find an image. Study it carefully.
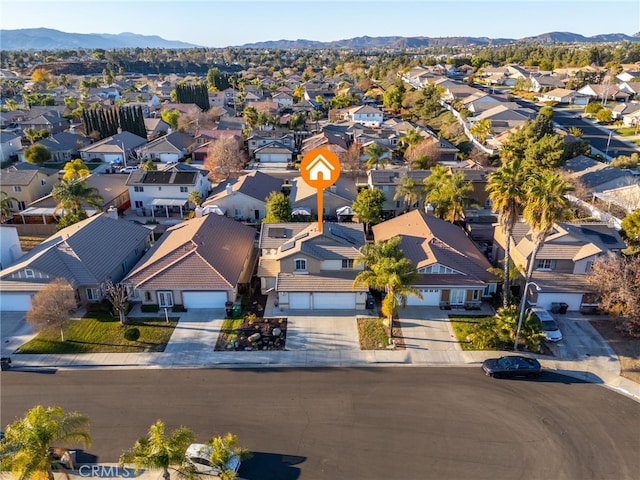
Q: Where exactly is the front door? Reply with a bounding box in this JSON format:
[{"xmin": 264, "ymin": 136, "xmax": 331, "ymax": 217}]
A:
[
  {"xmin": 450, "ymin": 289, "xmax": 465, "ymax": 306},
  {"xmin": 158, "ymin": 291, "xmax": 174, "ymax": 308}
]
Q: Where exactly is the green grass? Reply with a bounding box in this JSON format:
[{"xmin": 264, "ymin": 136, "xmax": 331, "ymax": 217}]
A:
[
  {"xmin": 615, "ymin": 127, "xmax": 638, "ymax": 136},
  {"xmin": 16, "ymin": 314, "xmax": 178, "ymax": 354},
  {"xmin": 214, "ymin": 317, "xmax": 244, "ymax": 351},
  {"xmin": 357, "ymin": 317, "xmax": 390, "ymax": 350},
  {"xmin": 449, "ymin": 315, "xmax": 494, "ymax": 351}
]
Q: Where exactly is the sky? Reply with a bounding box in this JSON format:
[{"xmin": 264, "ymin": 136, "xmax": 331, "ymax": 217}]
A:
[{"xmin": 1, "ymin": 0, "xmax": 639, "ymax": 48}]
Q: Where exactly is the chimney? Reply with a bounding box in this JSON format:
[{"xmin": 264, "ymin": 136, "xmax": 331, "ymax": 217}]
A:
[
  {"xmin": 107, "ymin": 206, "xmax": 118, "ymax": 220},
  {"xmin": 225, "ymin": 183, "xmax": 233, "ymax": 195},
  {"xmin": 281, "ymin": 180, "xmax": 291, "ymax": 197}
]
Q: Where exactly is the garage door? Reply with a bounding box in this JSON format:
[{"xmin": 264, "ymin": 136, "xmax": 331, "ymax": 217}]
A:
[
  {"xmin": 182, "ymin": 291, "xmax": 227, "ymax": 309},
  {"xmin": 313, "ymin": 293, "xmax": 356, "ymax": 309},
  {"xmin": 289, "ymin": 293, "xmax": 310, "ymax": 309},
  {"xmin": 0, "ymin": 293, "xmax": 33, "ymax": 311},
  {"xmin": 406, "ymin": 289, "xmax": 441, "ymax": 306}
]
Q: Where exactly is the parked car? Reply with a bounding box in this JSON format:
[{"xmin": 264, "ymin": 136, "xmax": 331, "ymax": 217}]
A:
[
  {"xmin": 119, "ymin": 166, "xmax": 139, "ymax": 174},
  {"xmin": 184, "ymin": 443, "xmax": 241, "ymax": 476},
  {"xmin": 482, "ymin": 355, "xmax": 542, "ymax": 378},
  {"xmin": 526, "ymin": 307, "xmax": 563, "ymax": 342}
]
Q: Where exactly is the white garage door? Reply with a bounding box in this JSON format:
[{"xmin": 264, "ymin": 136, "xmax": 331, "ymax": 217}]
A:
[
  {"xmin": 406, "ymin": 289, "xmax": 441, "ymax": 306},
  {"xmin": 313, "ymin": 293, "xmax": 356, "ymax": 309},
  {"xmin": 289, "ymin": 293, "xmax": 310, "ymax": 309},
  {"xmin": 0, "ymin": 293, "xmax": 33, "ymax": 311},
  {"xmin": 182, "ymin": 291, "xmax": 227, "ymax": 309}
]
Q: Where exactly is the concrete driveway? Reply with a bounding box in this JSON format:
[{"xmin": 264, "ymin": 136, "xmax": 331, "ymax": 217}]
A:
[
  {"xmin": 1, "ymin": 311, "xmax": 32, "ymax": 355},
  {"xmin": 399, "ymin": 307, "xmax": 463, "ymax": 351},
  {"xmin": 285, "ymin": 310, "xmax": 360, "ymax": 350}
]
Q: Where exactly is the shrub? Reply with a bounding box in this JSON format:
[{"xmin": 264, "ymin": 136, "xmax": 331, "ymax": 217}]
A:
[
  {"xmin": 141, "ymin": 304, "xmax": 160, "ymax": 313},
  {"xmin": 124, "ymin": 327, "xmax": 140, "ymax": 342},
  {"xmin": 172, "ymin": 304, "xmax": 186, "ymax": 312}
]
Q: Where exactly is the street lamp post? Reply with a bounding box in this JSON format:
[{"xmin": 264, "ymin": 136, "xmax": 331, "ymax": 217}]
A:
[{"xmin": 514, "ymin": 281, "xmax": 541, "ymax": 351}]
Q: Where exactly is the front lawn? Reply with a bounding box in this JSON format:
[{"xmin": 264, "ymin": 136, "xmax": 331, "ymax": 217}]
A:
[
  {"xmin": 16, "ymin": 314, "xmax": 178, "ymax": 354},
  {"xmin": 615, "ymin": 127, "xmax": 638, "ymax": 136},
  {"xmin": 357, "ymin": 317, "xmax": 390, "ymax": 350},
  {"xmin": 449, "ymin": 315, "xmax": 492, "ymax": 350}
]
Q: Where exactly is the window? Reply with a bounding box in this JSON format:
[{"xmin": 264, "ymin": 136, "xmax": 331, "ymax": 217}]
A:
[
  {"xmin": 294, "ymin": 258, "xmax": 307, "ymax": 272},
  {"xmin": 158, "ymin": 187, "xmax": 162, "ymax": 191},
  {"xmin": 86, "ymin": 288, "xmax": 99, "ymax": 301},
  {"xmin": 180, "ymin": 186, "xmax": 188, "ymax": 193},
  {"xmin": 535, "ymin": 259, "xmax": 554, "ymax": 270},
  {"xmin": 585, "ymin": 261, "xmax": 593, "ymax": 273},
  {"xmin": 24, "ymin": 269, "xmax": 35, "ymax": 278},
  {"xmin": 342, "ymin": 259, "xmax": 354, "ymax": 269},
  {"xmin": 41, "ymin": 179, "xmax": 47, "ymax": 186},
  {"xmin": 135, "ymin": 201, "xmax": 143, "ymax": 208},
  {"xmin": 18, "ymin": 201, "xmax": 25, "ymax": 210},
  {"xmin": 13, "ymin": 186, "xmax": 21, "ymax": 192},
  {"xmin": 134, "ymin": 186, "xmax": 144, "ymax": 192}
]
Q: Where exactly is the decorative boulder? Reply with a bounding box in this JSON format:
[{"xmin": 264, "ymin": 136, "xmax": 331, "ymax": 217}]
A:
[
  {"xmin": 273, "ymin": 327, "xmax": 282, "ymax": 337},
  {"xmin": 248, "ymin": 332, "xmax": 261, "ymax": 343}
]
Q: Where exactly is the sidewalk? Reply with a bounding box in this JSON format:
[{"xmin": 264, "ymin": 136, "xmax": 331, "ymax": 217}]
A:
[{"xmin": 3, "ymin": 307, "xmax": 639, "ymax": 404}]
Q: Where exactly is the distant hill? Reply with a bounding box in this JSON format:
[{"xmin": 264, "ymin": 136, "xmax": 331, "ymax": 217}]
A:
[
  {"xmin": 0, "ymin": 28, "xmax": 199, "ymax": 50},
  {"xmin": 1, "ymin": 28, "xmax": 639, "ymax": 51}
]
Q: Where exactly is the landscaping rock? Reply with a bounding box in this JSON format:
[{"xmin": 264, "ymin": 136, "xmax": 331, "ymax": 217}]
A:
[
  {"xmin": 248, "ymin": 332, "xmax": 261, "ymax": 343},
  {"xmin": 273, "ymin": 327, "xmax": 282, "ymax": 337}
]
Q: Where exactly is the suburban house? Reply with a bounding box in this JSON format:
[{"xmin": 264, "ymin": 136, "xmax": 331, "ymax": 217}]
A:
[
  {"xmin": 201, "ymin": 170, "xmax": 283, "ymax": 223},
  {"xmin": 18, "ymin": 132, "xmax": 90, "ymax": 163},
  {"xmin": 0, "ymin": 163, "xmax": 59, "ymax": 215},
  {"xmin": 563, "ymin": 155, "xmax": 638, "ymax": 193},
  {"xmin": 288, "ymin": 176, "xmax": 357, "ymax": 218},
  {"xmin": 343, "ymin": 105, "xmax": 384, "ymax": 127},
  {"xmin": 253, "ymin": 141, "xmax": 295, "ymax": 163},
  {"xmin": 537, "ymin": 88, "xmax": 589, "ymax": 105},
  {"xmin": 577, "ymin": 84, "xmax": 629, "ymax": 102},
  {"xmin": 78, "ymin": 131, "xmax": 148, "ymax": 164},
  {"xmin": 0, "ymin": 213, "xmax": 152, "ymax": 312},
  {"xmin": 493, "ymin": 221, "xmax": 627, "ymax": 312},
  {"xmin": 18, "ymin": 110, "xmax": 69, "ymax": 136},
  {"xmin": 247, "ymin": 130, "xmax": 296, "ymax": 156},
  {"xmin": 593, "ymin": 184, "xmax": 640, "ymax": 215},
  {"xmin": 257, "ymin": 222, "xmax": 369, "ymax": 310},
  {"xmin": 18, "ymin": 173, "xmax": 130, "ymax": 224},
  {"xmin": 144, "ymin": 118, "xmax": 171, "ymax": 140},
  {"xmin": 367, "ymin": 169, "xmax": 431, "ymax": 217},
  {"xmin": 372, "ymin": 210, "xmax": 498, "ymax": 308},
  {"xmin": 126, "ymin": 163, "xmax": 210, "ymax": 218},
  {"xmin": 123, "ymin": 214, "xmax": 257, "ymax": 310},
  {"xmin": 141, "ymin": 131, "xmax": 197, "ymax": 163},
  {"xmin": 0, "ymin": 131, "xmax": 22, "ymax": 162}
]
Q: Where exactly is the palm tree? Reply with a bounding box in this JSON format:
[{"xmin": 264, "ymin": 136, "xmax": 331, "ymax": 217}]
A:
[
  {"xmin": 119, "ymin": 420, "xmax": 196, "ymax": 480},
  {"xmin": 469, "ymin": 119, "xmax": 493, "ymax": 145},
  {"xmin": 0, "ymin": 191, "xmax": 18, "ymax": 223},
  {"xmin": 522, "ymin": 171, "xmax": 573, "ymax": 288},
  {"xmin": 205, "ymin": 433, "xmax": 251, "ymax": 480},
  {"xmin": 52, "ymin": 177, "xmax": 104, "ymax": 222},
  {"xmin": 188, "ymin": 190, "xmax": 202, "ymax": 208},
  {"xmin": 398, "ymin": 128, "xmax": 423, "ymax": 161},
  {"xmin": 487, "ymin": 158, "xmax": 527, "ymax": 308},
  {"xmin": 364, "ymin": 142, "xmax": 388, "ymax": 170},
  {"xmin": 353, "ymin": 237, "xmax": 422, "ymax": 340},
  {"xmin": 0, "ymin": 405, "xmax": 91, "ymax": 480},
  {"xmin": 393, "ymin": 175, "xmax": 421, "ymax": 212},
  {"xmin": 423, "ymin": 165, "xmax": 472, "ymax": 223},
  {"xmin": 62, "ymin": 159, "xmax": 90, "ymax": 180}
]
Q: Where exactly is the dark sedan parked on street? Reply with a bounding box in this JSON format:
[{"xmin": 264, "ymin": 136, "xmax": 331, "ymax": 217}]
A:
[{"xmin": 482, "ymin": 355, "xmax": 542, "ymax": 378}]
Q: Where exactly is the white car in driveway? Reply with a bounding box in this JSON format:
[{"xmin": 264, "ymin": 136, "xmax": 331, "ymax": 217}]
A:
[
  {"xmin": 526, "ymin": 307, "xmax": 563, "ymax": 342},
  {"xmin": 119, "ymin": 166, "xmax": 139, "ymax": 174},
  {"xmin": 184, "ymin": 443, "xmax": 241, "ymax": 477}
]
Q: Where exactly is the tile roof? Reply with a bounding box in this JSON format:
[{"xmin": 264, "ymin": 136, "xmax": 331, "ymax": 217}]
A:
[
  {"xmin": 124, "ymin": 214, "xmax": 256, "ymax": 290},
  {"xmin": 259, "ymin": 222, "xmax": 365, "ymax": 257},
  {"xmin": 372, "ymin": 210, "xmax": 495, "ymax": 284},
  {"xmin": 0, "ymin": 213, "xmax": 151, "ymax": 288},
  {"xmin": 0, "ymin": 163, "xmax": 58, "ymax": 186},
  {"xmin": 204, "ymin": 170, "xmax": 284, "ymax": 204}
]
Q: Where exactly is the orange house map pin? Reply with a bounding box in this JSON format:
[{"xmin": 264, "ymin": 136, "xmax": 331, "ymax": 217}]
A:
[{"xmin": 300, "ymin": 148, "xmax": 341, "ymax": 233}]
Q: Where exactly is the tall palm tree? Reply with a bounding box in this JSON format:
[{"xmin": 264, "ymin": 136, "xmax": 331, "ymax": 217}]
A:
[
  {"xmin": 393, "ymin": 175, "xmax": 421, "ymax": 212},
  {"xmin": 0, "ymin": 405, "xmax": 91, "ymax": 480},
  {"xmin": 364, "ymin": 142, "xmax": 388, "ymax": 170},
  {"xmin": 0, "ymin": 191, "xmax": 18, "ymax": 223},
  {"xmin": 353, "ymin": 237, "xmax": 422, "ymax": 339},
  {"xmin": 487, "ymin": 157, "xmax": 527, "ymax": 308},
  {"xmin": 522, "ymin": 171, "xmax": 573, "ymax": 287},
  {"xmin": 423, "ymin": 165, "xmax": 472, "ymax": 223},
  {"xmin": 205, "ymin": 433, "xmax": 251, "ymax": 480},
  {"xmin": 469, "ymin": 119, "xmax": 493, "ymax": 145},
  {"xmin": 119, "ymin": 420, "xmax": 196, "ymax": 480},
  {"xmin": 52, "ymin": 177, "xmax": 104, "ymax": 221}
]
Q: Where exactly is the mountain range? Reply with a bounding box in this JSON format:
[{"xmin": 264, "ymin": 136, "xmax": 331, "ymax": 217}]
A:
[{"xmin": 1, "ymin": 28, "xmax": 639, "ymax": 50}]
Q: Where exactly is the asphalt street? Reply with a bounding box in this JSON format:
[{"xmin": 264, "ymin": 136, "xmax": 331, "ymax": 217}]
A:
[{"xmin": 2, "ymin": 367, "xmax": 639, "ymax": 480}]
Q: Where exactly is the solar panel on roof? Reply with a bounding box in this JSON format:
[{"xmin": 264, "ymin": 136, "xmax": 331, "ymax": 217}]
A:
[
  {"xmin": 294, "ymin": 232, "xmax": 309, "ymax": 241},
  {"xmin": 269, "ymin": 227, "xmax": 287, "ymax": 238}
]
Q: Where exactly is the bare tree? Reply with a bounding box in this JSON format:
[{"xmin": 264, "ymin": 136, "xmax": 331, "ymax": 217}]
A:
[
  {"xmin": 339, "ymin": 142, "xmax": 365, "ymax": 180},
  {"xmin": 588, "ymin": 252, "xmax": 640, "ymax": 336},
  {"xmin": 405, "ymin": 140, "xmax": 440, "ymax": 169},
  {"xmin": 102, "ymin": 280, "xmax": 129, "ymax": 325},
  {"xmin": 204, "ymin": 137, "xmax": 247, "ymax": 182},
  {"xmin": 26, "ymin": 278, "xmax": 76, "ymax": 342}
]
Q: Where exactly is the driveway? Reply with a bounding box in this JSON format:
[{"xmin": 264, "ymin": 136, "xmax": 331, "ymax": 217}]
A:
[
  {"xmin": 285, "ymin": 310, "xmax": 360, "ymax": 350},
  {"xmin": 1, "ymin": 311, "xmax": 32, "ymax": 355},
  {"xmin": 399, "ymin": 307, "xmax": 463, "ymax": 351}
]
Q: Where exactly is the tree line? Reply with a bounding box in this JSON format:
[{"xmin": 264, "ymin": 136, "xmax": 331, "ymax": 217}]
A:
[{"xmin": 81, "ymin": 105, "xmax": 147, "ymax": 140}]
